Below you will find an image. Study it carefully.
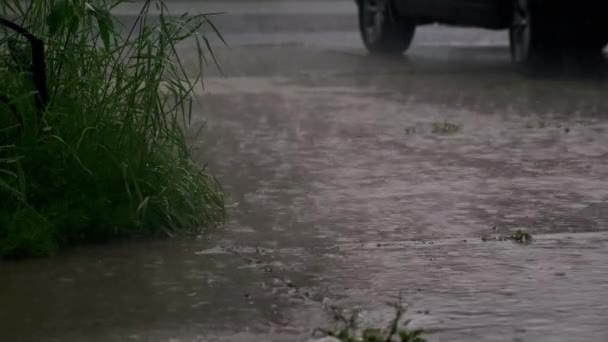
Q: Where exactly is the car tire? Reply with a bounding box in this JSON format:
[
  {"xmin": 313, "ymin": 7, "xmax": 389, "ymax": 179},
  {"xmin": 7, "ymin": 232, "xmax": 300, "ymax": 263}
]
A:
[
  {"xmin": 358, "ymin": 0, "xmax": 416, "ymax": 55},
  {"xmin": 509, "ymin": 0, "xmax": 552, "ymax": 65}
]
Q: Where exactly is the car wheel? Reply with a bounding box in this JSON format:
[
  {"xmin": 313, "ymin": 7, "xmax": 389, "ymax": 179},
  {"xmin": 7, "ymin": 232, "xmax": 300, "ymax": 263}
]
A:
[
  {"xmin": 509, "ymin": 0, "xmax": 550, "ymax": 64},
  {"xmin": 358, "ymin": 0, "xmax": 415, "ymax": 55}
]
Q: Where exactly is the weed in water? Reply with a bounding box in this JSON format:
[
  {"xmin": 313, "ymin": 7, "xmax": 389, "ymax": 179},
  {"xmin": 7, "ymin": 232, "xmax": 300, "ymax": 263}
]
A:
[
  {"xmin": 314, "ymin": 300, "xmax": 427, "ymax": 342},
  {"xmin": 431, "ymin": 121, "xmax": 460, "ymax": 135},
  {"xmin": 0, "ymin": 0, "xmax": 225, "ymax": 257},
  {"xmin": 510, "ymin": 230, "xmax": 533, "ymax": 244},
  {"xmin": 404, "ymin": 126, "xmax": 417, "ymax": 135},
  {"xmin": 481, "ymin": 229, "xmax": 533, "ymax": 244}
]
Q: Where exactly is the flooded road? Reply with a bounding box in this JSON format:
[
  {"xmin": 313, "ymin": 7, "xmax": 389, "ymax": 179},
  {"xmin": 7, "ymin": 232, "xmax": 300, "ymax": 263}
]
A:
[{"xmin": 3, "ymin": 1, "xmax": 608, "ymax": 341}]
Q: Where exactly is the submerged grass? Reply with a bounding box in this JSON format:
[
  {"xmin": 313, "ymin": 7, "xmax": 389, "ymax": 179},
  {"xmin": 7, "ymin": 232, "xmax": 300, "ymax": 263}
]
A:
[{"xmin": 0, "ymin": 0, "xmax": 225, "ymax": 257}]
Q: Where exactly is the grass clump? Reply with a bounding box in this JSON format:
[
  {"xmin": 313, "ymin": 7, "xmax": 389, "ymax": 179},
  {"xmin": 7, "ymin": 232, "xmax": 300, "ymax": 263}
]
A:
[
  {"xmin": 481, "ymin": 229, "xmax": 533, "ymax": 244},
  {"xmin": 510, "ymin": 229, "xmax": 533, "ymax": 244},
  {"xmin": 0, "ymin": 0, "xmax": 225, "ymax": 257},
  {"xmin": 315, "ymin": 301, "xmax": 427, "ymax": 342},
  {"xmin": 431, "ymin": 121, "xmax": 460, "ymax": 135}
]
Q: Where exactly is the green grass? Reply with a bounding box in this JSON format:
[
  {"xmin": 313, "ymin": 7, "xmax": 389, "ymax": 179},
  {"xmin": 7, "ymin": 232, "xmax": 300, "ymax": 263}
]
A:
[{"xmin": 0, "ymin": 0, "xmax": 225, "ymax": 257}]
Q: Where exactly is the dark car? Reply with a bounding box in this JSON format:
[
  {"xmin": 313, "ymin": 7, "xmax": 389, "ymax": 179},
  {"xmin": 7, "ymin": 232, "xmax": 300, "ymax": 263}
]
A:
[{"xmin": 356, "ymin": 0, "xmax": 608, "ymax": 64}]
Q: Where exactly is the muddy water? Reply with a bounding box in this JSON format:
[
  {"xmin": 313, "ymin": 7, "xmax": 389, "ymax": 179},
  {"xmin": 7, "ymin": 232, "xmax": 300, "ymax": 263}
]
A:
[{"xmin": 2, "ymin": 42, "xmax": 608, "ymax": 341}]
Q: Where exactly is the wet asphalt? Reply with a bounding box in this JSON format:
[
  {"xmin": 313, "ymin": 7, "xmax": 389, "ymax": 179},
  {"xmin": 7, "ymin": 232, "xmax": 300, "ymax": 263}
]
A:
[{"xmin": 2, "ymin": 1, "xmax": 608, "ymax": 341}]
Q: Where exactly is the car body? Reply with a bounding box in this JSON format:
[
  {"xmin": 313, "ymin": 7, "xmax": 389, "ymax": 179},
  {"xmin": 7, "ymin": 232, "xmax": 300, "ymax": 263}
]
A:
[
  {"xmin": 392, "ymin": 0, "xmax": 512, "ymax": 29},
  {"xmin": 356, "ymin": 0, "xmax": 608, "ymax": 64}
]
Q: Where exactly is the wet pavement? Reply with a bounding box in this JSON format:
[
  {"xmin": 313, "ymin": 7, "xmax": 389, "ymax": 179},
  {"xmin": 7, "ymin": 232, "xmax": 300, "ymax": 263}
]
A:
[{"xmin": 3, "ymin": 2, "xmax": 608, "ymax": 341}]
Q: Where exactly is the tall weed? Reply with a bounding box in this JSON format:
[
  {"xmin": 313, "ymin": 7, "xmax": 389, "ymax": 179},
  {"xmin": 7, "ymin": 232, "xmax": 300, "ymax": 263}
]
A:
[{"xmin": 0, "ymin": 0, "xmax": 225, "ymax": 257}]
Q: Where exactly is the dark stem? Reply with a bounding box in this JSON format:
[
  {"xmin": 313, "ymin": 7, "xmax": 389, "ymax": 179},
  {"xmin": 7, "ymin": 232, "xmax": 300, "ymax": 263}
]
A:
[{"xmin": 0, "ymin": 17, "xmax": 48, "ymax": 115}]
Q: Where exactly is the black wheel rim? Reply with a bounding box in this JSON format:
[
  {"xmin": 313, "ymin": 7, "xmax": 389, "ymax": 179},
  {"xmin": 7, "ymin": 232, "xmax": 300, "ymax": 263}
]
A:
[
  {"xmin": 511, "ymin": 0, "xmax": 531, "ymax": 62},
  {"xmin": 361, "ymin": 0, "xmax": 387, "ymax": 43}
]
